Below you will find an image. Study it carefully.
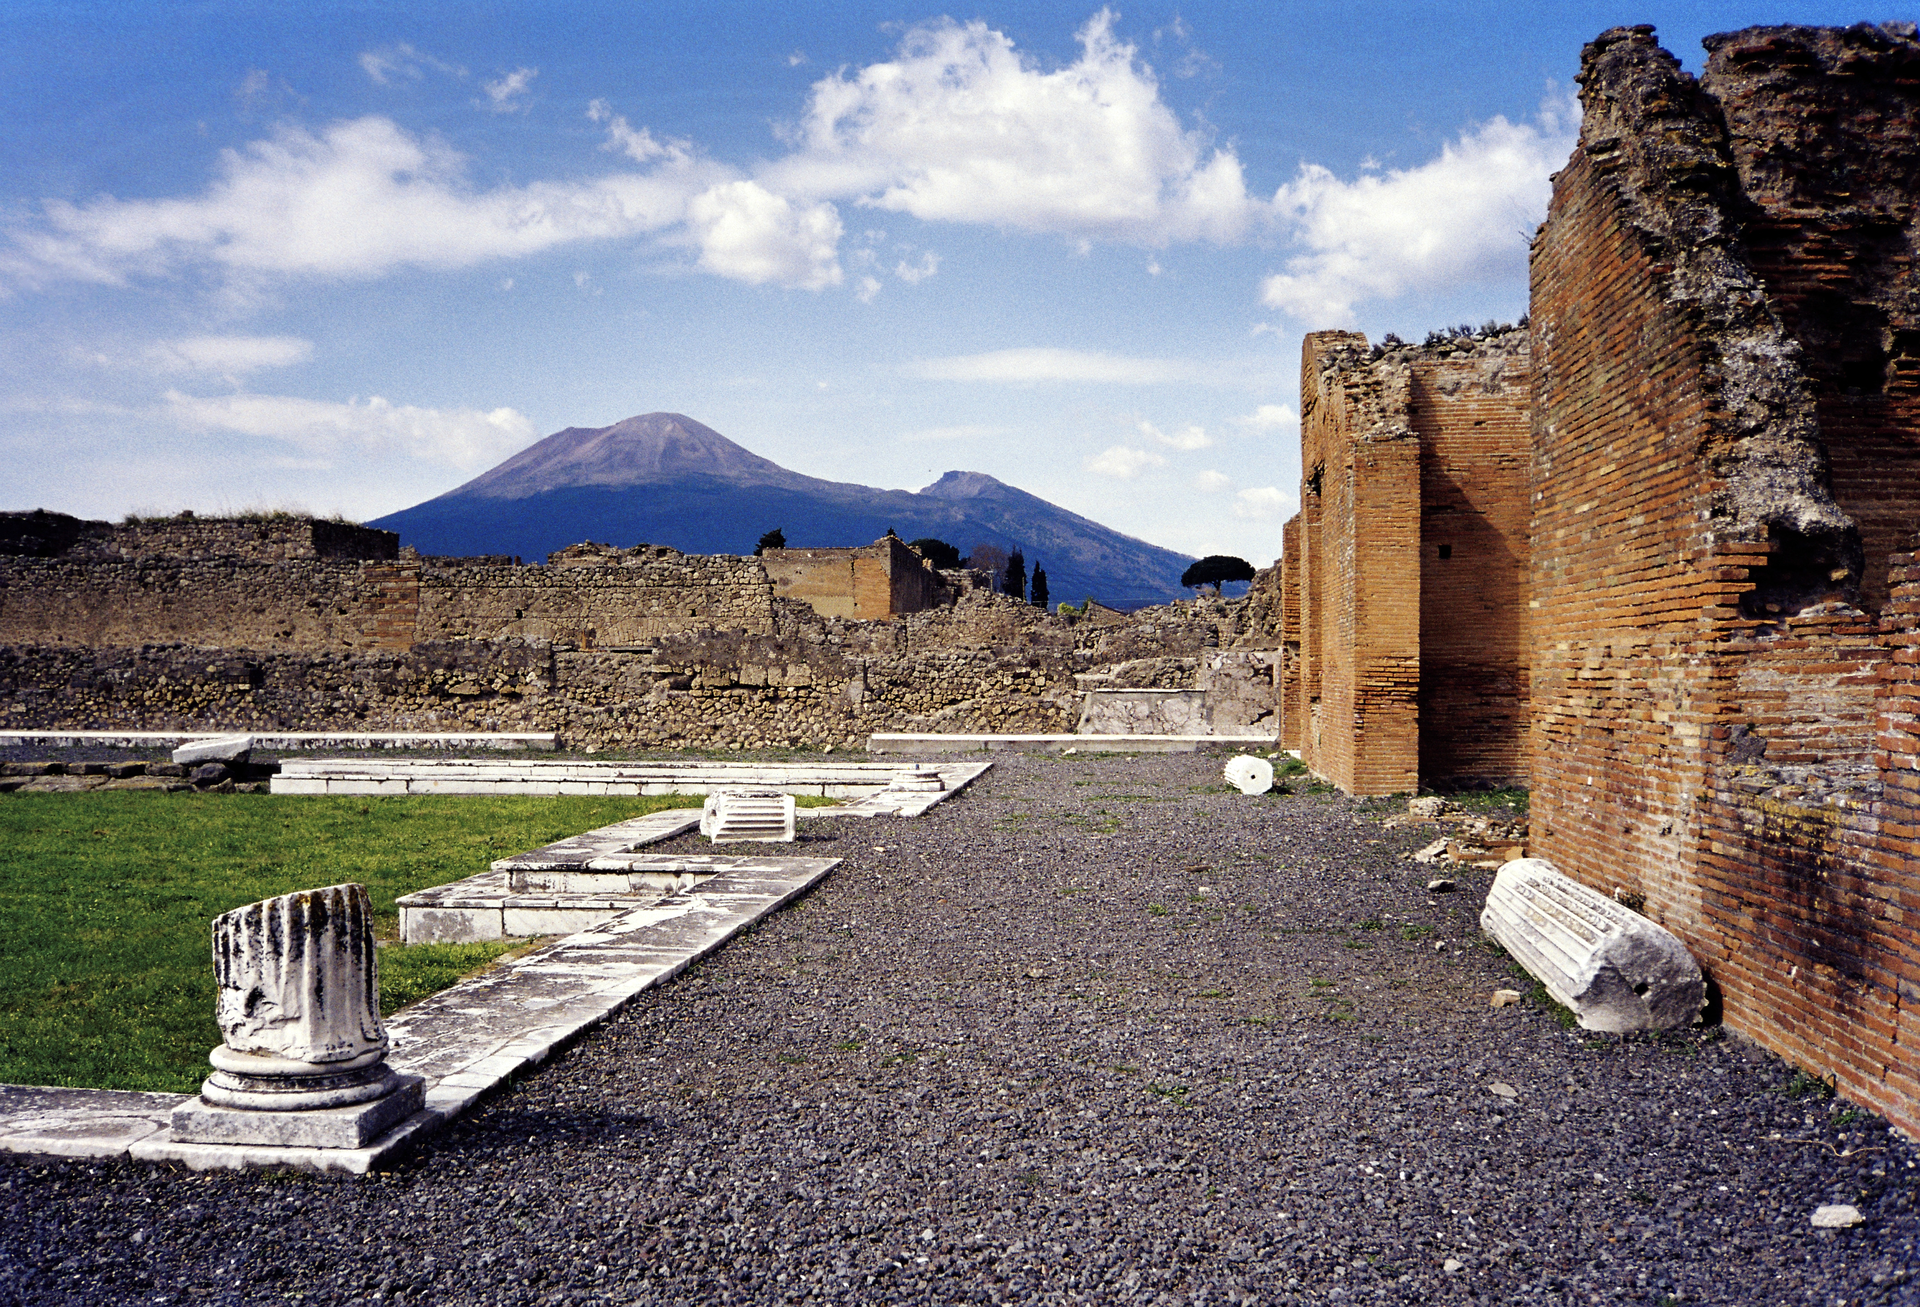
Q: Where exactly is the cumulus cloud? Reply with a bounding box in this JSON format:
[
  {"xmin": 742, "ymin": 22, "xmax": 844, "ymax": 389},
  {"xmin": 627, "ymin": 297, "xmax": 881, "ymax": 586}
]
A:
[
  {"xmin": 685, "ymin": 181, "xmax": 843, "ymax": 290},
  {"xmin": 1232, "ymin": 403, "xmax": 1299, "ymax": 433},
  {"xmin": 146, "ymin": 335, "xmax": 313, "ymax": 375},
  {"xmin": 1193, "ymin": 469, "xmax": 1231, "ymax": 492},
  {"xmin": 1, "ymin": 116, "xmax": 721, "ymax": 287},
  {"xmin": 1140, "ymin": 419, "xmax": 1210, "ymax": 451},
  {"xmin": 1260, "ymin": 96, "xmax": 1577, "ymax": 320},
  {"xmin": 1085, "ymin": 444, "xmax": 1165, "ymax": 478},
  {"xmin": 764, "ymin": 8, "xmax": 1254, "ymax": 246},
  {"xmin": 482, "ymin": 67, "xmax": 538, "ymax": 112},
  {"xmin": 1232, "ymin": 486, "xmax": 1296, "ymax": 519},
  {"xmin": 904, "ymin": 348, "xmax": 1209, "ymax": 384},
  {"xmin": 163, "ymin": 390, "xmax": 533, "ymax": 469}
]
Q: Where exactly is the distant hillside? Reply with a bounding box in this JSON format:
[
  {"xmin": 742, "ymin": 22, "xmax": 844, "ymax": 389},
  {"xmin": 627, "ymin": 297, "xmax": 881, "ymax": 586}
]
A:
[{"xmin": 371, "ymin": 413, "xmax": 1194, "ymax": 608}]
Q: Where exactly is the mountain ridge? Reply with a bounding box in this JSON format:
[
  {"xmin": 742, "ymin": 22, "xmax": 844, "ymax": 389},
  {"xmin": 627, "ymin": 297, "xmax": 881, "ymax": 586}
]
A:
[{"xmin": 372, "ymin": 413, "xmax": 1196, "ymax": 608}]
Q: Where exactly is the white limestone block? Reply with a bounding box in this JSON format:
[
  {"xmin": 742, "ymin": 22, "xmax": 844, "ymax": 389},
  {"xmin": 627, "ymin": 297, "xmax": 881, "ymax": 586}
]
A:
[
  {"xmin": 700, "ymin": 790, "xmax": 797, "ymax": 843},
  {"xmin": 173, "ymin": 735, "xmax": 254, "ymax": 766},
  {"xmin": 1480, "ymin": 859, "xmax": 1704, "ymax": 1033},
  {"xmin": 1223, "ymin": 755, "xmax": 1274, "ymax": 795},
  {"xmin": 888, "ymin": 764, "xmax": 947, "ymax": 793}
]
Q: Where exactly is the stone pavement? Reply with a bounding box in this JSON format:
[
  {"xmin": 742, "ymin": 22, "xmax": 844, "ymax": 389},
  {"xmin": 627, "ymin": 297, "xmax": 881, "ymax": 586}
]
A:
[{"xmin": 0, "ymin": 858, "xmax": 836, "ymax": 1174}]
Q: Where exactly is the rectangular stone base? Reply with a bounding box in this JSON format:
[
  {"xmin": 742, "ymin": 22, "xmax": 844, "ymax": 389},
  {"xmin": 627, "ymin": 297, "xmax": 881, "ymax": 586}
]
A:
[{"xmin": 169, "ymin": 1076, "xmax": 424, "ymax": 1149}]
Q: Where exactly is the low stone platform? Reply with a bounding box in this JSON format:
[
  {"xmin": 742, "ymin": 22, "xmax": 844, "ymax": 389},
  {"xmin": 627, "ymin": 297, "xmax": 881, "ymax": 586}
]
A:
[
  {"xmin": 0, "ymin": 858, "xmax": 836, "ymax": 1174},
  {"xmin": 398, "ymin": 802, "xmax": 869, "ymax": 942},
  {"xmin": 271, "ymin": 757, "xmax": 989, "ymax": 809},
  {"xmin": 0, "ymin": 730, "xmax": 557, "ymax": 752},
  {"xmin": 868, "ymin": 732, "xmax": 1280, "ymax": 755}
]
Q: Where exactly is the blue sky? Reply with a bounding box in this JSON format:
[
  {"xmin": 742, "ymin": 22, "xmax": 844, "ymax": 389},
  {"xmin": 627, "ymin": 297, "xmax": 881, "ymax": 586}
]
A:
[{"xmin": 2, "ymin": 1, "xmax": 1901, "ymax": 563}]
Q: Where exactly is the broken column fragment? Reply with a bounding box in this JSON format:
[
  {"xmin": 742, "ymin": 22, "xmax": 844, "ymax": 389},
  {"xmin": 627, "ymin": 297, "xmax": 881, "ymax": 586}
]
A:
[
  {"xmin": 170, "ymin": 883, "xmax": 422, "ymax": 1149},
  {"xmin": 1480, "ymin": 859, "xmax": 1704, "ymax": 1032},
  {"xmin": 1222, "ymin": 755, "xmax": 1274, "ymax": 795}
]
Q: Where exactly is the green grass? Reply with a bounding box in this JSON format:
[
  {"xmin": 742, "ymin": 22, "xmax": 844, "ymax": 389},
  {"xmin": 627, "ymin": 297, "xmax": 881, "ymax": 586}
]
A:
[{"xmin": 0, "ymin": 791, "xmax": 706, "ymax": 1093}]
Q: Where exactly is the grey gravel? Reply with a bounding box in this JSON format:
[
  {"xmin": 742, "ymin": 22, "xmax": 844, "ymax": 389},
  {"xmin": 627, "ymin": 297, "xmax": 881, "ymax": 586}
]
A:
[{"xmin": 4, "ymin": 749, "xmax": 1917, "ymax": 1305}]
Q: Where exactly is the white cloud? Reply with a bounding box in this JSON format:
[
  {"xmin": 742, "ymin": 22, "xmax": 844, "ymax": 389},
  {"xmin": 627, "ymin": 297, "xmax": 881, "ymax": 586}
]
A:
[
  {"xmin": 587, "ymin": 100, "xmax": 689, "ymax": 165},
  {"xmin": 685, "ymin": 180, "xmax": 843, "ymax": 290},
  {"xmin": 1140, "ymin": 419, "xmax": 1210, "ymax": 451},
  {"xmin": 1232, "ymin": 403, "xmax": 1299, "ymax": 432},
  {"xmin": 1193, "ymin": 469, "xmax": 1231, "ymax": 492},
  {"xmin": 904, "ymin": 347, "xmax": 1209, "ymax": 384},
  {"xmin": 482, "ymin": 67, "xmax": 538, "ymax": 112},
  {"xmin": 163, "ymin": 390, "xmax": 534, "ymax": 469},
  {"xmin": 1232, "ymin": 485, "xmax": 1296, "ymax": 519},
  {"xmin": 856, "ymin": 274, "xmax": 882, "ymax": 303},
  {"xmin": 1, "ymin": 116, "xmax": 722, "ymax": 287},
  {"xmin": 146, "ymin": 335, "xmax": 313, "ymax": 375},
  {"xmin": 764, "ymin": 9, "xmax": 1254, "ymax": 246},
  {"xmin": 893, "ymin": 250, "xmax": 939, "ymax": 284},
  {"xmin": 1260, "ymin": 95, "xmax": 1577, "ymax": 320},
  {"xmin": 359, "ymin": 43, "xmax": 464, "ymax": 85},
  {"xmin": 1085, "ymin": 444, "xmax": 1165, "ymax": 478}
]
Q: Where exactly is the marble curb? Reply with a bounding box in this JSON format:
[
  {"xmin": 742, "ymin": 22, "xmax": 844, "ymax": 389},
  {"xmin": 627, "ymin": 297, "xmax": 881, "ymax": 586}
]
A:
[
  {"xmin": 0, "ymin": 859, "xmax": 836, "ymax": 1175},
  {"xmin": 0, "ymin": 730, "xmax": 558, "ymax": 752},
  {"xmin": 269, "ymin": 759, "xmax": 991, "ymax": 805},
  {"xmin": 867, "ymin": 732, "xmax": 1281, "ymax": 755}
]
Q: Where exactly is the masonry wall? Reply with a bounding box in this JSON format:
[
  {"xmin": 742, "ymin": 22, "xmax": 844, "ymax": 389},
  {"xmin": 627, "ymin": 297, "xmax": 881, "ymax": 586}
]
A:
[
  {"xmin": 1530, "ymin": 24, "xmax": 1918, "ymax": 1134},
  {"xmin": 1278, "ymin": 518, "xmax": 1303, "ymax": 751},
  {"xmin": 1410, "ymin": 336, "xmax": 1533, "ymax": 786},
  {"xmin": 759, "ymin": 537, "xmax": 939, "ymax": 621},
  {"xmin": 1297, "ymin": 332, "xmax": 1421, "ymax": 794},
  {"xmin": 1704, "ymin": 25, "xmax": 1920, "ymax": 614}
]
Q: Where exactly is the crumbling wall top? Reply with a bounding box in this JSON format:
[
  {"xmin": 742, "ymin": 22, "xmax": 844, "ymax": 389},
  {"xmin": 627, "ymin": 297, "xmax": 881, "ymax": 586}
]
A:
[{"xmin": 1569, "ymin": 25, "xmax": 1859, "ymax": 588}]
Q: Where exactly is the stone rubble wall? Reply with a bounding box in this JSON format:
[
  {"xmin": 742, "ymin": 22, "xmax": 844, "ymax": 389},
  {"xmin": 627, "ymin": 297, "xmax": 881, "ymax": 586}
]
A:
[{"xmin": 0, "ymin": 562, "xmax": 1263, "ymax": 749}]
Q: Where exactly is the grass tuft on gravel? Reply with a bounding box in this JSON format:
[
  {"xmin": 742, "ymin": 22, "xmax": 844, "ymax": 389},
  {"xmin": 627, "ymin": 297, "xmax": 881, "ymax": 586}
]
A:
[{"xmin": 0, "ymin": 791, "xmax": 706, "ymax": 1094}]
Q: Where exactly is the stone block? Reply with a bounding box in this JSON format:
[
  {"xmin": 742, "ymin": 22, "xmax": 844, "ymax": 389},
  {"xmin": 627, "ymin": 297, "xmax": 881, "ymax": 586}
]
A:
[
  {"xmin": 173, "ymin": 735, "xmax": 253, "ymax": 766},
  {"xmin": 401, "ymin": 905, "xmax": 505, "ymax": 945},
  {"xmin": 502, "ymin": 906, "xmax": 619, "ymax": 936},
  {"xmin": 1480, "ymin": 859, "xmax": 1704, "ymax": 1033},
  {"xmin": 700, "ymin": 790, "xmax": 796, "ymax": 843},
  {"xmin": 169, "ymin": 1076, "xmax": 423, "ymax": 1149}
]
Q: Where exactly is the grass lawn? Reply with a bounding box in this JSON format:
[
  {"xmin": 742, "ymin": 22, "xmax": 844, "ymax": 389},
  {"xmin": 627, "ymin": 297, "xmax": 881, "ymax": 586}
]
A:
[{"xmin": 0, "ymin": 791, "xmax": 709, "ymax": 1094}]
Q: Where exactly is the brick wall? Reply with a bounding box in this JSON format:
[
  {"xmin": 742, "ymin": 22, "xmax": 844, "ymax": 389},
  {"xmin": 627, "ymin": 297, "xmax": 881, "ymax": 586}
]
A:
[
  {"xmin": 1530, "ymin": 24, "xmax": 1919, "ymax": 1133},
  {"xmin": 1297, "ymin": 332, "xmax": 1421, "ymax": 795},
  {"xmin": 1410, "ymin": 336, "xmax": 1533, "ymax": 786},
  {"xmin": 759, "ymin": 537, "xmax": 940, "ymax": 621},
  {"xmin": 1288, "ymin": 330, "xmax": 1530, "ymax": 793}
]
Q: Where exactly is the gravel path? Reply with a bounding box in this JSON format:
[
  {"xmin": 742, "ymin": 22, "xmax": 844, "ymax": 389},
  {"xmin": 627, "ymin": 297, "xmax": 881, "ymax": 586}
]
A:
[{"xmin": 3, "ymin": 750, "xmax": 1917, "ymax": 1306}]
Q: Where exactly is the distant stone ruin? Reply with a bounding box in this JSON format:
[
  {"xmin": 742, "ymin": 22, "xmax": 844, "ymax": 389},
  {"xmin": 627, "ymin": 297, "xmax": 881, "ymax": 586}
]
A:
[{"xmin": 0, "ymin": 511, "xmax": 1281, "ymax": 749}]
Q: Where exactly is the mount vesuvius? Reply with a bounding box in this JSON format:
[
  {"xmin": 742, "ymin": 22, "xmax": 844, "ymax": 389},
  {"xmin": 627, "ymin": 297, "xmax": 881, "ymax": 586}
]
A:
[{"xmin": 371, "ymin": 413, "xmax": 1198, "ymax": 609}]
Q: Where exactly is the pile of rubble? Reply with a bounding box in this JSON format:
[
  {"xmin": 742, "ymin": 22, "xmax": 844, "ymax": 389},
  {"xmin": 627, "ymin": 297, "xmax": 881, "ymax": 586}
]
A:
[{"xmin": 1397, "ymin": 795, "xmax": 1528, "ymax": 868}]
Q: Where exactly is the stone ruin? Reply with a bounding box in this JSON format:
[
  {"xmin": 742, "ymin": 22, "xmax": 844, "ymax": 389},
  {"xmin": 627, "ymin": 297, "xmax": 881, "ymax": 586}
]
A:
[
  {"xmin": 1283, "ymin": 22, "xmax": 1920, "ymax": 1136},
  {"xmin": 0, "ymin": 514, "xmax": 1284, "ymax": 750},
  {"xmin": 169, "ymin": 883, "xmax": 423, "ymax": 1149}
]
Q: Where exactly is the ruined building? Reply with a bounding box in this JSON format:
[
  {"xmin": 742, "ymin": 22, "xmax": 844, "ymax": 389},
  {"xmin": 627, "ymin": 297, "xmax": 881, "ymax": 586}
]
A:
[
  {"xmin": 0, "ymin": 511, "xmax": 1277, "ymax": 749},
  {"xmin": 1282, "ymin": 21, "xmax": 1920, "ymax": 1135},
  {"xmin": 1280, "ymin": 327, "xmax": 1533, "ymax": 794}
]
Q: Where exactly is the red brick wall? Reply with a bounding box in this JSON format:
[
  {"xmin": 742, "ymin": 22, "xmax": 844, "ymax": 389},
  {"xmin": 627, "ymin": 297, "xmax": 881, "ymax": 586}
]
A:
[
  {"xmin": 1531, "ymin": 23, "xmax": 1920, "ymax": 1134},
  {"xmin": 1411, "ymin": 338, "xmax": 1533, "ymax": 787},
  {"xmin": 1279, "ymin": 515, "xmax": 1302, "ymax": 750},
  {"xmin": 1298, "ymin": 332, "xmax": 1420, "ymax": 795}
]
